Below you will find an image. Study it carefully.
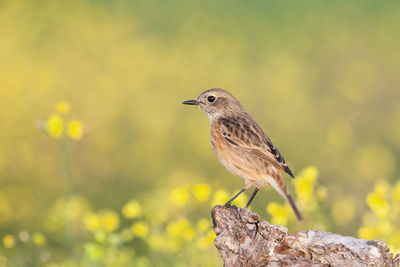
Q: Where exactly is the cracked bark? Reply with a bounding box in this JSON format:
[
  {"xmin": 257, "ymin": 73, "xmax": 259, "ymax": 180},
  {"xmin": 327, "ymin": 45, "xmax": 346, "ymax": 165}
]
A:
[{"xmin": 212, "ymin": 205, "xmax": 400, "ymax": 267}]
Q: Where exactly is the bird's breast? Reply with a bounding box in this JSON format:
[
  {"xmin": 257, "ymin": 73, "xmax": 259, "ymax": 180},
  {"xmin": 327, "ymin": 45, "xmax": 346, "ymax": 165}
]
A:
[{"xmin": 210, "ymin": 121, "xmax": 267, "ymax": 182}]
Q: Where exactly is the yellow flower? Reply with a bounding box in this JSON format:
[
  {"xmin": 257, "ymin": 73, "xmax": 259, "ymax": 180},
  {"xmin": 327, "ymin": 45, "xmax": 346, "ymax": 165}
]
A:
[
  {"xmin": 94, "ymin": 231, "xmax": 107, "ymax": 243},
  {"xmin": 167, "ymin": 218, "xmax": 190, "ymax": 238},
  {"xmin": 122, "ymin": 200, "xmax": 142, "ymax": 219},
  {"xmin": 266, "ymin": 202, "xmax": 290, "ymax": 225},
  {"xmin": 32, "ymin": 233, "xmax": 46, "ymax": 246},
  {"xmin": 233, "ymin": 191, "xmax": 248, "ymax": 206},
  {"xmin": 390, "ymin": 232, "xmax": 400, "ymax": 249},
  {"xmin": 196, "ymin": 230, "xmax": 216, "ymax": 250},
  {"xmin": 302, "ymin": 166, "xmax": 319, "ymax": 180},
  {"xmin": 148, "ymin": 235, "xmax": 167, "ymax": 251},
  {"xmin": 171, "ymin": 187, "xmax": 189, "ymax": 206},
  {"xmin": 211, "ymin": 189, "xmax": 229, "ymax": 207},
  {"xmin": 294, "ymin": 166, "xmax": 318, "ymax": 203},
  {"xmin": 366, "ymin": 192, "xmax": 389, "ymax": 219},
  {"xmin": 366, "ymin": 181, "xmax": 390, "ymax": 219},
  {"xmin": 166, "ymin": 238, "xmax": 180, "ymax": 252},
  {"xmin": 358, "ymin": 226, "xmax": 378, "ymax": 240},
  {"xmin": 131, "ymin": 222, "xmax": 149, "ymax": 238},
  {"xmin": 182, "ymin": 227, "xmax": 194, "ymax": 240},
  {"xmin": 46, "ymin": 113, "xmax": 63, "ymax": 138},
  {"xmin": 196, "ymin": 236, "xmax": 209, "ymax": 250},
  {"xmin": 377, "ymin": 220, "xmax": 393, "ymax": 236},
  {"xmin": 55, "ymin": 101, "xmax": 70, "ymax": 114},
  {"xmin": 84, "ymin": 243, "xmax": 102, "ymax": 261},
  {"xmin": 83, "ymin": 213, "xmax": 101, "ymax": 232},
  {"xmin": 3, "ymin": 234, "xmax": 16, "ymax": 248},
  {"xmin": 392, "ymin": 181, "xmax": 400, "ymax": 203},
  {"xmin": 207, "ymin": 230, "xmax": 216, "ymax": 244},
  {"xmin": 100, "ymin": 210, "xmax": 120, "ymax": 233},
  {"xmin": 67, "ymin": 120, "xmax": 84, "ymax": 140},
  {"xmin": 192, "ymin": 184, "xmax": 210, "ymax": 201}
]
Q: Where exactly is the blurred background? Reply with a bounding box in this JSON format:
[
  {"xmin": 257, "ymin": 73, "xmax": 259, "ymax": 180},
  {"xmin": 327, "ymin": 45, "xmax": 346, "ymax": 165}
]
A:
[{"xmin": 1, "ymin": 0, "xmax": 400, "ymax": 266}]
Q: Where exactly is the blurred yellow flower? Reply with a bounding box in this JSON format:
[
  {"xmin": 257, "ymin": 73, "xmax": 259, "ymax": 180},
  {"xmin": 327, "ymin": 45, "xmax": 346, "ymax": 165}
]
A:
[
  {"xmin": 55, "ymin": 101, "xmax": 70, "ymax": 114},
  {"xmin": 233, "ymin": 191, "xmax": 248, "ymax": 206},
  {"xmin": 211, "ymin": 189, "xmax": 229, "ymax": 207},
  {"xmin": 100, "ymin": 210, "xmax": 120, "ymax": 233},
  {"xmin": 266, "ymin": 202, "xmax": 290, "ymax": 225},
  {"xmin": 32, "ymin": 232, "xmax": 46, "ymax": 246},
  {"xmin": 122, "ymin": 200, "xmax": 142, "ymax": 219},
  {"xmin": 295, "ymin": 166, "xmax": 318, "ymax": 203},
  {"xmin": 390, "ymin": 232, "xmax": 400, "ymax": 250},
  {"xmin": 3, "ymin": 234, "xmax": 16, "ymax": 248},
  {"xmin": 84, "ymin": 243, "xmax": 102, "ymax": 261},
  {"xmin": 148, "ymin": 235, "xmax": 167, "ymax": 251},
  {"xmin": 302, "ymin": 166, "xmax": 319, "ymax": 180},
  {"xmin": 207, "ymin": 230, "xmax": 216, "ymax": 244},
  {"xmin": 166, "ymin": 238, "xmax": 180, "ymax": 252},
  {"xmin": 196, "ymin": 236, "xmax": 209, "ymax": 250},
  {"xmin": 358, "ymin": 226, "xmax": 378, "ymax": 240},
  {"xmin": 182, "ymin": 227, "xmax": 194, "ymax": 241},
  {"xmin": 83, "ymin": 213, "xmax": 101, "ymax": 232},
  {"xmin": 392, "ymin": 181, "xmax": 400, "ymax": 203},
  {"xmin": 167, "ymin": 218, "xmax": 190, "ymax": 238},
  {"xmin": 192, "ymin": 184, "xmax": 210, "ymax": 201},
  {"xmin": 67, "ymin": 120, "xmax": 84, "ymax": 140},
  {"xmin": 46, "ymin": 113, "xmax": 63, "ymax": 138},
  {"xmin": 65, "ymin": 196, "xmax": 88, "ymax": 219},
  {"xmin": 131, "ymin": 222, "xmax": 149, "ymax": 238},
  {"xmin": 94, "ymin": 231, "xmax": 107, "ymax": 244},
  {"xmin": 366, "ymin": 181, "xmax": 390, "ymax": 219},
  {"xmin": 171, "ymin": 187, "xmax": 189, "ymax": 206},
  {"xmin": 377, "ymin": 220, "xmax": 393, "ymax": 237},
  {"xmin": 331, "ymin": 198, "xmax": 355, "ymax": 225}
]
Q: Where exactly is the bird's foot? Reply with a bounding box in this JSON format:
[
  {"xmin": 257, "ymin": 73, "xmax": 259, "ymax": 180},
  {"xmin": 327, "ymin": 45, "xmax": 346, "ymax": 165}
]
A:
[{"xmin": 224, "ymin": 201, "xmax": 232, "ymax": 208}]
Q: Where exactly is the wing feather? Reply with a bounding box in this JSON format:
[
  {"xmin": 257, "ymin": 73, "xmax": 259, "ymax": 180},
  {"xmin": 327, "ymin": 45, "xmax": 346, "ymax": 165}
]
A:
[{"xmin": 218, "ymin": 116, "xmax": 295, "ymax": 178}]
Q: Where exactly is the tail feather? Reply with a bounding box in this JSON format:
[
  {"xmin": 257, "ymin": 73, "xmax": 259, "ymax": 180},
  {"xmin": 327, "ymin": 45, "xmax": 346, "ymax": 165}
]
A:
[
  {"xmin": 265, "ymin": 171, "xmax": 303, "ymax": 221},
  {"xmin": 286, "ymin": 194, "xmax": 303, "ymax": 221}
]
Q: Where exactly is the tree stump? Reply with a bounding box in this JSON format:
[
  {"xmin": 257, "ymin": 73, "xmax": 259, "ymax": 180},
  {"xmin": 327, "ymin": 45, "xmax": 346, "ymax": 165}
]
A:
[{"xmin": 211, "ymin": 205, "xmax": 400, "ymax": 267}]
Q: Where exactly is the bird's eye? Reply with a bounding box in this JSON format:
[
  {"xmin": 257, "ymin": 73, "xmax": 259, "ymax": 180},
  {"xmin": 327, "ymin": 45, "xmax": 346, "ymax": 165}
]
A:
[{"xmin": 207, "ymin": 96, "xmax": 216, "ymax": 102}]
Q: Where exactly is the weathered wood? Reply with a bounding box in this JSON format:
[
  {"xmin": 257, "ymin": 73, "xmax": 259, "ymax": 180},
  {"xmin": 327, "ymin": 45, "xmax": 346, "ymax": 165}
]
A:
[{"xmin": 212, "ymin": 205, "xmax": 400, "ymax": 267}]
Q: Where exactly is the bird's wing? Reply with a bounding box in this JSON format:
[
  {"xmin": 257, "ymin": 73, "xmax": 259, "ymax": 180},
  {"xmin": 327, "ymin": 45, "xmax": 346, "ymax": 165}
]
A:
[{"xmin": 217, "ymin": 117, "xmax": 295, "ymax": 178}]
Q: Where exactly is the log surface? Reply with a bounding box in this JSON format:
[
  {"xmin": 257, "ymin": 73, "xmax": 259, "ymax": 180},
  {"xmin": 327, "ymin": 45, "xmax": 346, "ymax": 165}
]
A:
[{"xmin": 211, "ymin": 205, "xmax": 400, "ymax": 267}]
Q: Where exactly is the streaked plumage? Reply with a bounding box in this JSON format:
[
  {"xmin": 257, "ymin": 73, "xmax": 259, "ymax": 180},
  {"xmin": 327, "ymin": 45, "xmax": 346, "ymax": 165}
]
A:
[{"xmin": 183, "ymin": 88, "xmax": 302, "ymax": 221}]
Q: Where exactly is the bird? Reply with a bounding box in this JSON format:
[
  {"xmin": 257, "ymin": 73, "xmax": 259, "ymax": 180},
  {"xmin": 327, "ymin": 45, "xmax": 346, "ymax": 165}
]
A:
[{"xmin": 182, "ymin": 88, "xmax": 302, "ymax": 221}]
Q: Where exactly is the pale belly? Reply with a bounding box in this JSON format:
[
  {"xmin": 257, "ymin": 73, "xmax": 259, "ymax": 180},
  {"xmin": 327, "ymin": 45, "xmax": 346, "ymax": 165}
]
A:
[{"xmin": 211, "ymin": 136, "xmax": 268, "ymax": 184}]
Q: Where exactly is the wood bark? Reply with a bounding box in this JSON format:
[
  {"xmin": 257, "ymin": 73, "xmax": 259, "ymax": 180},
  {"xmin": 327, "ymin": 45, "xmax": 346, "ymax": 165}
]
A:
[{"xmin": 211, "ymin": 205, "xmax": 400, "ymax": 267}]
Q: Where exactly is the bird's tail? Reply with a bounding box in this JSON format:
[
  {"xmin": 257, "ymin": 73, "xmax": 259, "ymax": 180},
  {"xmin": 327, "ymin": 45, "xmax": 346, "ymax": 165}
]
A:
[
  {"xmin": 285, "ymin": 193, "xmax": 303, "ymax": 221},
  {"xmin": 266, "ymin": 173, "xmax": 303, "ymax": 221}
]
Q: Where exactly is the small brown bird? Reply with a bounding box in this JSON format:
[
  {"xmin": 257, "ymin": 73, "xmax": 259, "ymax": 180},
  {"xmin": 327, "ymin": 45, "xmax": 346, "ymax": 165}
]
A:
[{"xmin": 183, "ymin": 88, "xmax": 302, "ymax": 220}]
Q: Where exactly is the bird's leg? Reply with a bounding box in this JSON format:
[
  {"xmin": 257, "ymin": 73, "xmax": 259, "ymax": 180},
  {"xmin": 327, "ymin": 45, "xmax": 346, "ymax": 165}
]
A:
[
  {"xmin": 224, "ymin": 183, "xmax": 252, "ymax": 207},
  {"xmin": 245, "ymin": 185, "xmax": 262, "ymax": 208}
]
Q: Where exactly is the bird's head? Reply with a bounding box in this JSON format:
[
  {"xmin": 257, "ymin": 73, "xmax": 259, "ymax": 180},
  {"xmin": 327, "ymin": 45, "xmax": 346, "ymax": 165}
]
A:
[{"xmin": 182, "ymin": 88, "xmax": 243, "ymax": 120}]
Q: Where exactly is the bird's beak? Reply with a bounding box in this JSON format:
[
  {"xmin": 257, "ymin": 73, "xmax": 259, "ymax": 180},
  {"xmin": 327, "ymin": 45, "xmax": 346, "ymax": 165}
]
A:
[{"xmin": 182, "ymin": 99, "xmax": 199, "ymax": 105}]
